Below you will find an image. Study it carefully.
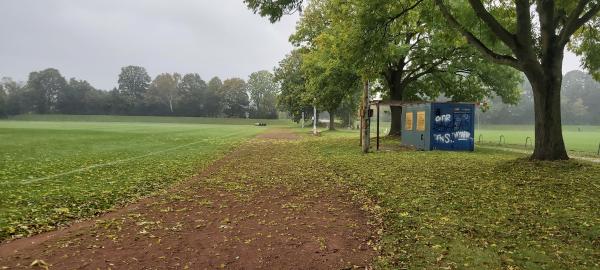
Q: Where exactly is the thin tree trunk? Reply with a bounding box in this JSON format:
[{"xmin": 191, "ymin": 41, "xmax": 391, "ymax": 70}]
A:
[
  {"xmin": 362, "ymin": 80, "xmax": 370, "ymax": 153},
  {"xmin": 528, "ymin": 67, "xmax": 569, "ymax": 160},
  {"xmin": 328, "ymin": 111, "xmax": 335, "ymax": 130}
]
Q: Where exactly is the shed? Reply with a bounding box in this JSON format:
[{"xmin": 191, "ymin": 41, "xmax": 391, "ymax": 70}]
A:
[{"xmin": 401, "ymin": 102, "xmax": 475, "ymax": 151}]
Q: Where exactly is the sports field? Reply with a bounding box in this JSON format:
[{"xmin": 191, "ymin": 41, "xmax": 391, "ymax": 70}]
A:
[
  {"xmin": 0, "ymin": 116, "xmax": 272, "ymax": 239},
  {"xmin": 476, "ymin": 125, "xmax": 600, "ymax": 154}
]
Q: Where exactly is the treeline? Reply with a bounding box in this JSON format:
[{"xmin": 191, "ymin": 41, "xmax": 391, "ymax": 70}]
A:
[
  {"xmin": 0, "ymin": 66, "xmax": 279, "ymax": 119},
  {"xmin": 481, "ymin": 70, "xmax": 600, "ymax": 125}
]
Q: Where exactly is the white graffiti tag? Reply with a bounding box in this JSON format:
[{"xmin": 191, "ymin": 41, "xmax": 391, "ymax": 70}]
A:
[
  {"xmin": 435, "ymin": 114, "xmax": 451, "ymax": 123},
  {"xmin": 434, "ymin": 133, "xmax": 453, "ymax": 144},
  {"xmin": 453, "ymin": 131, "xmax": 471, "ymax": 141}
]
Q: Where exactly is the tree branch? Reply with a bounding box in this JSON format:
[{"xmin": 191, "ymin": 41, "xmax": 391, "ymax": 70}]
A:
[
  {"xmin": 381, "ymin": 0, "xmax": 425, "ymax": 37},
  {"xmin": 434, "ymin": 0, "xmax": 522, "ymax": 70},
  {"xmin": 559, "ymin": 2, "xmax": 600, "ymax": 46},
  {"xmin": 467, "ymin": 0, "xmax": 518, "ymax": 51},
  {"xmin": 515, "ymin": 0, "xmax": 535, "ymax": 53}
]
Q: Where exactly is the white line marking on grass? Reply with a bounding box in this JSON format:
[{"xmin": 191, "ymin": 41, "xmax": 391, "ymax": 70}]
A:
[
  {"xmin": 477, "ymin": 145, "xmax": 600, "ymax": 163},
  {"xmin": 14, "ymin": 140, "xmax": 208, "ymax": 184}
]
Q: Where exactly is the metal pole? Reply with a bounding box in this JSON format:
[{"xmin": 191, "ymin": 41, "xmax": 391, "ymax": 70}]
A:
[{"xmin": 376, "ymin": 101, "xmax": 380, "ymax": 151}]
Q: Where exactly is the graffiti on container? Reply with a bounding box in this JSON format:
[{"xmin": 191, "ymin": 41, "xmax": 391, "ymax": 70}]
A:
[
  {"xmin": 434, "ymin": 133, "xmax": 453, "ymax": 144},
  {"xmin": 435, "ymin": 114, "xmax": 452, "ymax": 123},
  {"xmin": 453, "ymin": 131, "xmax": 471, "ymax": 141},
  {"xmin": 432, "ymin": 112, "xmax": 473, "ymax": 145}
]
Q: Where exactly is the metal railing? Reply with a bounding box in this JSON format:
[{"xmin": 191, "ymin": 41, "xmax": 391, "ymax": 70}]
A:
[{"xmin": 525, "ymin": 137, "xmax": 532, "ymax": 148}]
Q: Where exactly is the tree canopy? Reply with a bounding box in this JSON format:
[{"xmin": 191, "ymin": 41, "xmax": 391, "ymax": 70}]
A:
[{"xmin": 246, "ymin": 0, "xmax": 600, "ymax": 160}]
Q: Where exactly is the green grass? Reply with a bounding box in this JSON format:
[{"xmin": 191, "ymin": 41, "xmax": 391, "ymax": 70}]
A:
[
  {"xmin": 0, "ymin": 118, "xmax": 267, "ymax": 240},
  {"xmin": 7, "ymin": 114, "xmax": 295, "ymax": 126},
  {"xmin": 308, "ymin": 131, "xmax": 600, "ymax": 269},
  {"xmin": 476, "ymin": 125, "xmax": 600, "ymax": 154}
]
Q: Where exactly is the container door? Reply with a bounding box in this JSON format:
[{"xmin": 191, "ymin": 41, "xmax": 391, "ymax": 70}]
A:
[
  {"xmin": 431, "ymin": 110, "xmax": 453, "ymax": 150},
  {"xmin": 416, "ymin": 111, "xmax": 427, "ymax": 150}
]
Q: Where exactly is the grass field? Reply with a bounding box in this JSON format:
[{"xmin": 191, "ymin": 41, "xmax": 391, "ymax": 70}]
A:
[
  {"xmin": 7, "ymin": 114, "xmax": 293, "ymax": 126},
  {"xmin": 1, "ymin": 116, "xmax": 599, "ymax": 268},
  {"xmin": 0, "ymin": 116, "xmax": 277, "ymax": 240},
  {"xmin": 312, "ymin": 131, "xmax": 600, "ymax": 269}
]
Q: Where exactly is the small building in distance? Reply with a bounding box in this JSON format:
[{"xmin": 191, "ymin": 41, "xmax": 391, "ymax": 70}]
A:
[{"xmin": 401, "ymin": 102, "xmax": 475, "ymax": 151}]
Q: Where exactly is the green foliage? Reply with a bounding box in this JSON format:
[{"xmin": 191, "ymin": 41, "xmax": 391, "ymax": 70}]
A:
[
  {"xmin": 244, "ymin": 0, "xmax": 303, "ymax": 23},
  {"xmin": 146, "ymin": 73, "xmax": 181, "ymax": 114},
  {"xmin": 205, "ymin": 77, "xmax": 224, "ymax": 117},
  {"xmin": 26, "ymin": 68, "xmax": 68, "ymax": 114},
  {"xmin": 247, "ymin": 70, "xmax": 279, "ymax": 119},
  {"xmin": 57, "ymin": 79, "xmax": 97, "ymax": 114},
  {"xmin": 0, "ymin": 119, "xmax": 265, "ymax": 240},
  {"xmin": 221, "ymin": 78, "xmax": 250, "ymax": 118},
  {"xmin": 570, "ymin": 17, "xmax": 600, "ymax": 81},
  {"xmin": 117, "ymin": 65, "xmax": 151, "ymax": 104},
  {"xmin": 0, "ymin": 83, "xmax": 6, "ymax": 117},
  {"xmin": 176, "ymin": 73, "xmax": 208, "ymax": 116},
  {"xmin": 274, "ymin": 50, "xmax": 312, "ymax": 122}
]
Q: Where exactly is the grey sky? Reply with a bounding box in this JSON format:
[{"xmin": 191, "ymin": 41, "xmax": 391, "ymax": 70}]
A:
[
  {"xmin": 0, "ymin": 0, "xmax": 299, "ymax": 90},
  {"xmin": 0, "ymin": 1, "xmax": 582, "ymax": 90}
]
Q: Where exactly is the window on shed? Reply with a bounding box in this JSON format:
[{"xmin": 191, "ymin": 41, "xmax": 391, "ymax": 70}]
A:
[{"xmin": 405, "ymin": 112, "xmax": 413, "ymax": 130}]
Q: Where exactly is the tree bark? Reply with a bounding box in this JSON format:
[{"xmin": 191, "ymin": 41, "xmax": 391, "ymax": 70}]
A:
[
  {"xmin": 361, "ymin": 80, "xmax": 370, "ymax": 153},
  {"xmin": 527, "ymin": 60, "xmax": 569, "ymax": 160},
  {"xmin": 328, "ymin": 111, "xmax": 335, "ymax": 130},
  {"xmin": 386, "ymin": 69, "xmax": 404, "ymax": 136}
]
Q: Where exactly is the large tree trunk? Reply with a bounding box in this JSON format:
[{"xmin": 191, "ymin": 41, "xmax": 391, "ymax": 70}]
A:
[
  {"xmin": 389, "ymin": 106, "xmax": 403, "ymax": 136},
  {"xmin": 526, "ymin": 58, "xmax": 569, "ymax": 160},
  {"xmin": 328, "ymin": 111, "xmax": 335, "ymax": 130},
  {"xmin": 386, "ymin": 69, "xmax": 405, "ymax": 136}
]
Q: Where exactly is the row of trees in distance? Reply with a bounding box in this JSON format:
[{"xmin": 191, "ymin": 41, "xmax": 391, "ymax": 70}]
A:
[
  {"xmin": 481, "ymin": 70, "xmax": 600, "ymax": 125},
  {"xmin": 0, "ymin": 66, "xmax": 279, "ymax": 119}
]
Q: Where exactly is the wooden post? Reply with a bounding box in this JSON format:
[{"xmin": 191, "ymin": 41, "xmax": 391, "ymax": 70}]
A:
[
  {"xmin": 361, "ymin": 80, "xmax": 370, "ymax": 153},
  {"xmin": 376, "ymin": 101, "xmax": 380, "ymax": 151},
  {"xmin": 359, "ymin": 100, "xmax": 363, "ymax": 146}
]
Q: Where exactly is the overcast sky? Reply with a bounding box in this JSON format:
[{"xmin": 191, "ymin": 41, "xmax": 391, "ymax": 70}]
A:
[{"xmin": 0, "ymin": 0, "xmax": 583, "ymax": 90}]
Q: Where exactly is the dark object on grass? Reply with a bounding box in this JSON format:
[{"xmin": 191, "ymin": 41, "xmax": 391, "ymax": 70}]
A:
[{"xmin": 255, "ymin": 123, "xmax": 267, "ymax": 126}]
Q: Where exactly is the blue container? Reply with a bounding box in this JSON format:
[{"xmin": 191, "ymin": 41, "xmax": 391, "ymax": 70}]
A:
[{"xmin": 401, "ymin": 102, "xmax": 475, "ymax": 151}]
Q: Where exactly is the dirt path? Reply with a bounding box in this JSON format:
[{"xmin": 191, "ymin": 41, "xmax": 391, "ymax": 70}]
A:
[{"xmin": 0, "ymin": 129, "xmax": 375, "ymax": 269}]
